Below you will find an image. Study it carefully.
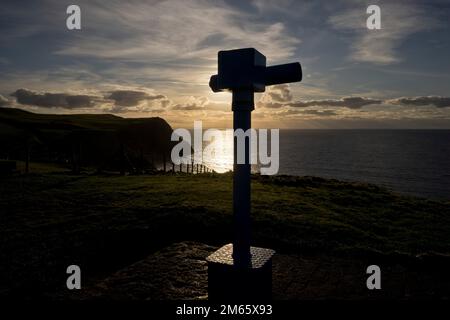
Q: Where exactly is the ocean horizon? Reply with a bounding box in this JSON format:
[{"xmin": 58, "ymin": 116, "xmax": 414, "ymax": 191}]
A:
[{"xmin": 198, "ymin": 129, "xmax": 450, "ymax": 200}]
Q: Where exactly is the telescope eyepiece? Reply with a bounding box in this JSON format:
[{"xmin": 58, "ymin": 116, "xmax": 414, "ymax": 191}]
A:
[{"xmin": 209, "ymin": 75, "xmax": 221, "ymax": 92}]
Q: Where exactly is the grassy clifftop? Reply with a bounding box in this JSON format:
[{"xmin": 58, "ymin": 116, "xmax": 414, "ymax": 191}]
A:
[{"xmin": 1, "ymin": 164, "xmax": 449, "ymax": 297}]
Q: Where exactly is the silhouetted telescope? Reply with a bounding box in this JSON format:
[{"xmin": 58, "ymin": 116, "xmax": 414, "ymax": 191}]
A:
[
  {"xmin": 206, "ymin": 48, "xmax": 302, "ymax": 300},
  {"xmin": 209, "ymin": 48, "xmax": 301, "ymax": 94},
  {"xmin": 208, "ymin": 48, "xmax": 301, "ymax": 278}
]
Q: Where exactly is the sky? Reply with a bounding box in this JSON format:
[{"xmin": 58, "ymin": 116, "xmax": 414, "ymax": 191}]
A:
[{"xmin": 1, "ymin": 0, "xmax": 450, "ymax": 128}]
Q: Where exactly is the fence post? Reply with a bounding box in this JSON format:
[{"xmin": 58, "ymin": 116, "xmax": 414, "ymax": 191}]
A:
[
  {"xmin": 163, "ymin": 153, "xmax": 166, "ymax": 172},
  {"xmin": 25, "ymin": 139, "xmax": 30, "ymax": 174}
]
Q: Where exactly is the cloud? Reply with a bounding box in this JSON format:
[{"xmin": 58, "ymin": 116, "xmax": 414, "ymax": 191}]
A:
[
  {"xmin": 266, "ymin": 84, "xmax": 292, "ymax": 103},
  {"xmin": 258, "ymin": 84, "xmax": 293, "ymax": 108},
  {"xmin": 259, "ymin": 102, "xmax": 286, "ymax": 109},
  {"xmin": 172, "ymin": 96, "xmax": 209, "ymax": 110},
  {"xmin": 259, "ymin": 83, "xmax": 382, "ymax": 109},
  {"xmin": 107, "ymin": 90, "xmax": 167, "ymax": 107},
  {"xmin": 54, "ymin": 0, "xmax": 300, "ymax": 63},
  {"xmin": 105, "ymin": 88, "xmax": 172, "ymax": 113},
  {"xmin": 65, "ymin": 95, "xmax": 97, "ymax": 108},
  {"xmin": 259, "ymin": 82, "xmax": 449, "ymax": 111},
  {"xmin": 259, "ymin": 83, "xmax": 382, "ymax": 110},
  {"xmin": 289, "ymin": 96, "xmax": 383, "ymax": 109},
  {"xmin": 389, "ymin": 96, "xmax": 450, "ymax": 108},
  {"xmin": 329, "ymin": 3, "xmax": 440, "ymax": 64},
  {"xmin": 0, "ymin": 57, "xmax": 9, "ymax": 66},
  {"xmin": 8, "ymin": 87, "xmax": 175, "ymax": 113},
  {"xmin": 278, "ymin": 109, "xmax": 337, "ymax": 117},
  {"xmin": 0, "ymin": 94, "xmax": 10, "ymax": 107},
  {"xmin": 11, "ymin": 89, "xmax": 99, "ymax": 109},
  {"xmin": 256, "ymin": 83, "xmax": 385, "ymax": 120}
]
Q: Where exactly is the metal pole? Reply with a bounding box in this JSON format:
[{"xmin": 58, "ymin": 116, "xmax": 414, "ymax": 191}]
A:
[{"xmin": 232, "ymin": 90, "xmax": 253, "ymax": 268}]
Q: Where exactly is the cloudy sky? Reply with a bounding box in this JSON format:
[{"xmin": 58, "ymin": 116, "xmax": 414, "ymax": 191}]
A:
[{"xmin": 1, "ymin": 0, "xmax": 450, "ymax": 128}]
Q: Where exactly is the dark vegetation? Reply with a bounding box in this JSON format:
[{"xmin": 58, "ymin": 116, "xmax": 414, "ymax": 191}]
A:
[{"xmin": 0, "ymin": 162, "xmax": 449, "ymax": 298}]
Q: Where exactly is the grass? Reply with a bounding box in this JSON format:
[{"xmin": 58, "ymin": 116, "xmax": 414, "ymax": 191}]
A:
[{"xmin": 1, "ymin": 162, "xmax": 449, "ymax": 297}]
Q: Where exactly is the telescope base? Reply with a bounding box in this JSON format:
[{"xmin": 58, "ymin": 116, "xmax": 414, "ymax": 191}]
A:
[{"xmin": 206, "ymin": 243, "xmax": 275, "ymax": 301}]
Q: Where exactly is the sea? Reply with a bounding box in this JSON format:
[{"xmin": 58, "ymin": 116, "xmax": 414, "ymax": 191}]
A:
[{"xmin": 198, "ymin": 129, "xmax": 450, "ymax": 200}]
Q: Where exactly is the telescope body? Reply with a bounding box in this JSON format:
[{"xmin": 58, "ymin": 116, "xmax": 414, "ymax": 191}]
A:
[{"xmin": 209, "ymin": 48, "xmax": 302, "ymax": 95}]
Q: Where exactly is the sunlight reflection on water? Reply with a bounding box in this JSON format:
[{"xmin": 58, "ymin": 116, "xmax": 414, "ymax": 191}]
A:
[
  {"xmin": 188, "ymin": 129, "xmax": 260, "ymax": 173},
  {"xmin": 200, "ymin": 131, "xmax": 234, "ymax": 173}
]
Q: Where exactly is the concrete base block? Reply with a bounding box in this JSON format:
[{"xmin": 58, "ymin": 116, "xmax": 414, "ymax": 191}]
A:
[{"xmin": 206, "ymin": 243, "xmax": 275, "ymax": 301}]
